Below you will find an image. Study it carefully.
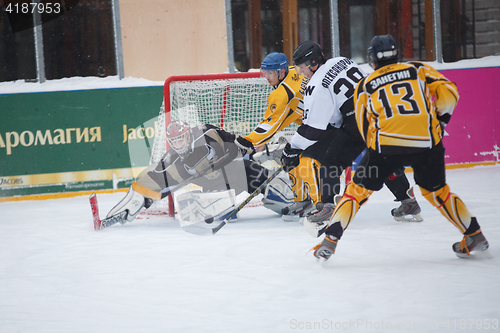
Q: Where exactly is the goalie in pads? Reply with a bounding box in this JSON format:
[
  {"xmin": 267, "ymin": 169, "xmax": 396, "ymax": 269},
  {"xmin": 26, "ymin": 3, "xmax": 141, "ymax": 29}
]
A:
[{"xmin": 105, "ymin": 121, "xmax": 270, "ymax": 226}]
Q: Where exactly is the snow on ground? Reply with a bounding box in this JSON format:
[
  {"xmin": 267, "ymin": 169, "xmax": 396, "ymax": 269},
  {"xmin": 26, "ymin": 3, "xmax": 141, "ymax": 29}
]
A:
[{"xmin": 1, "ymin": 166, "xmax": 499, "ymax": 333}]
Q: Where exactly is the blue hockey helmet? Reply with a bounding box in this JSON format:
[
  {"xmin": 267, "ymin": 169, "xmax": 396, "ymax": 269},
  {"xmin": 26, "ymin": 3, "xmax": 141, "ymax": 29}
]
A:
[{"xmin": 261, "ymin": 52, "xmax": 289, "ymax": 72}]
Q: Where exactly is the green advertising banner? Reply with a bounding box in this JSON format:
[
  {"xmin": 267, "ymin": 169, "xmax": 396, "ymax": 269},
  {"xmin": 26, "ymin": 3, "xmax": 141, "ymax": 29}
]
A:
[{"xmin": 0, "ymin": 86, "xmax": 164, "ymax": 198}]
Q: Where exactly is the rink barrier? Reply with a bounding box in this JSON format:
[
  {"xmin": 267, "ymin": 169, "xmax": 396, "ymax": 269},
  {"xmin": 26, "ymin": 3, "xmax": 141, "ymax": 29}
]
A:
[
  {"xmin": 1, "ymin": 161, "xmax": 497, "ymax": 203},
  {"xmin": 0, "ymin": 188, "xmax": 128, "ymax": 203},
  {"xmin": 0, "ymin": 85, "xmax": 163, "ymax": 198},
  {"xmin": 0, "ymin": 65, "xmax": 499, "ymax": 199}
]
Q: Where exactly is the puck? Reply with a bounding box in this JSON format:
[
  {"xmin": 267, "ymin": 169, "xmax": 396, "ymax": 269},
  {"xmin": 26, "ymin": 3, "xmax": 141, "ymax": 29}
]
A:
[{"xmin": 205, "ymin": 215, "xmax": 214, "ymax": 224}]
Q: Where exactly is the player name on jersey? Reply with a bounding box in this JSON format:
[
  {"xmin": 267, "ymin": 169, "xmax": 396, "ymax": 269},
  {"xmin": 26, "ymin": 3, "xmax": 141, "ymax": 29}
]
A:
[
  {"xmin": 367, "ymin": 69, "xmax": 413, "ymax": 92},
  {"xmin": 321, "ymin": 58, "xmax": 355, "ymax": 88}
]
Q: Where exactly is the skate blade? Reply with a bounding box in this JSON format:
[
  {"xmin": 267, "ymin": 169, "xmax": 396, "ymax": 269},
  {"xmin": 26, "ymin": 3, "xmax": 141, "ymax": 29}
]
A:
[
  {"xmin": 316, "ymin": 256, "xmax": 327, "ymax": 264},
  {"xmin": 394, "ymin": 214, "xmax": 423, "ymax": 222},
  {"xmin": 303, "ymin": 218, "xmax": 326, "ymax": 238},
  {"xmin": 455, "ymin": 249, "xmax": 493, "ymax": 259},
  {"xmin": 281, "ymin": 215, "xmax": 300, "ymax": 222}
]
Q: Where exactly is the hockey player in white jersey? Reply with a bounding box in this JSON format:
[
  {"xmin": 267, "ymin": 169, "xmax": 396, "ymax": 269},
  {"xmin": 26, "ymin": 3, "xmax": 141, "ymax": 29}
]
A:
[{"xmin": 282, "ymin": 41, "xmax": 422, "ymax": 233}]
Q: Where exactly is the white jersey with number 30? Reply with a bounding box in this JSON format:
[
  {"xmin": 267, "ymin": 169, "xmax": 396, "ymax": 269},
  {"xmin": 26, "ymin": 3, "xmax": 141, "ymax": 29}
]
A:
[{"xmin": 290, "ymin": 57, "xmax": 366, "ymax": 150}]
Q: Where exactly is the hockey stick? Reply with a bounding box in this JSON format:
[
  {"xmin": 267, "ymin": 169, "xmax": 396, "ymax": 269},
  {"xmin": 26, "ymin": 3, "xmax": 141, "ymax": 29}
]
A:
[
  {"xmin": 89, "ymin": 151, "xmax": 235, "ymax": 231},
  {"xmin": 89, "ymin": 193, "xmax": 128, "ymax": 230},
  {"xmin": 181, "ymin": 166, "xmax": 284, "ymax": 236}
]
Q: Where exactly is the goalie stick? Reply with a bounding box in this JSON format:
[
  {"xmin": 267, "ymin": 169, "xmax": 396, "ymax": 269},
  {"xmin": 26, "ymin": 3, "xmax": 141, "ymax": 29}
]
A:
[
  {"xmin": 89, "ymin": 193, "xmax": 129, "ymax": 230},
  {"xmin": 89, "ymin": 151, "xmax": 234, "ymax": 231},
  {"xmin": 181, "ymin": 166, "xmax": 284, "ymax": 236}
]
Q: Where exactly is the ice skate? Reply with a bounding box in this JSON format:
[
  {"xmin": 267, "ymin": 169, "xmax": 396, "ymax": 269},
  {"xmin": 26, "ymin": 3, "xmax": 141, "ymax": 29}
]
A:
[
  {"xmin": 302, "ymin": 202, "xmax": 336, "ymax": 237},
  {"xmin": 281, "ymin": 199, "xmax": 313, "ymax": 221},
  {"xmin": 312, "ymin": 235, "xmax": 338, "ymax": 262},
  {"xmin": 307, "ymin": 202, "xmax": 336, "ymax": 223},
  {"xmin": 391, "ymin": 188, "xmax": 423, "ymax": 222},
  {"xmin": 453, "ymin": 230, "xmax": 491, "ymax": 258}
]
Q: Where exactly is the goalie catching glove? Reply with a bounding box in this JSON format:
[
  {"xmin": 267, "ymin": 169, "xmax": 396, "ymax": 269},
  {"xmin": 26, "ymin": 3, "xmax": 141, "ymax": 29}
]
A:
[
  {"xmin": 281, "ymin": 143, "xmax": 302, "ymax": 172},
  {"xmin": 234, "ymin": 136, "xmax": 255, "ymax": 156}
]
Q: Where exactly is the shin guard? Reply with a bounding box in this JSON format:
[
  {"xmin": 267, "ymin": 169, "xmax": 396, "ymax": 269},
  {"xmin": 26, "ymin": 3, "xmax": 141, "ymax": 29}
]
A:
[
  {"xmin": 420, "ymin": 185, "xmax": 476, "ymax": 234},
  {"xmin": 328, "ymin": 182, "xmax": 373, "ymax": 235}
]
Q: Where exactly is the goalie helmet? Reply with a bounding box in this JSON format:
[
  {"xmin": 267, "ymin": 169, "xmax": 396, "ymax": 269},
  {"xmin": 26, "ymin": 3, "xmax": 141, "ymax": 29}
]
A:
[
  {"xmin": 367, "ymin": 34, "xmax": 398, "ymax": 69},
  {"xmin": 166, "ymin": 121, "xmax": 192, "ymax": 158},
  {"xmin": 292, "ymin": 40, "xmax": 324, "ymax": 68}
]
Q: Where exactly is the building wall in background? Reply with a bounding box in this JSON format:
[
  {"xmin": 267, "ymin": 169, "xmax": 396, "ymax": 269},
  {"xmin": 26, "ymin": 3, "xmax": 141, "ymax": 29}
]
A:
[{"xmin": 119, "ymin": 0, "xmax": 229, "ymax": 81}]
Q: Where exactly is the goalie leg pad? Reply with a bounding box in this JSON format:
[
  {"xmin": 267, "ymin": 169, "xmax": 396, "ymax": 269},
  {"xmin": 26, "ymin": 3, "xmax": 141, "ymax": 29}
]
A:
[
  {"xmin": 107, "ymin": 185, "xmax": 146, "ymax": 222},
  {"xmin": 262, "ymin": 171, "xmax": 294, "ymax": 214},
  {"xmin": 176, "ymin": 189, "xmax": 238, "ymax": 223}
]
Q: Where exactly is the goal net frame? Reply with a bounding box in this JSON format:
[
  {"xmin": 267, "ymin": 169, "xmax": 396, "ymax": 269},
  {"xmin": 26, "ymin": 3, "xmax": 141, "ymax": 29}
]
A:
[{"xmin": 148, "ymin": 71, "xmax": 284, "ymax": 217}]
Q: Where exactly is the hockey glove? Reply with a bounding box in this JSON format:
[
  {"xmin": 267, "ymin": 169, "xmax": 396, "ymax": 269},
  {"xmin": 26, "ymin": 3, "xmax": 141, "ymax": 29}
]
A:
[
  {"xmin": 437, "ymin": 113, "xmax": 451, "ymax": 131},
  {"xmin": 234, "ymin": 136, "xmax": 255, "ymax": 155},
  {"xmin": 281, "ymin": 143, "xmax": 302, "ymax": 172}
]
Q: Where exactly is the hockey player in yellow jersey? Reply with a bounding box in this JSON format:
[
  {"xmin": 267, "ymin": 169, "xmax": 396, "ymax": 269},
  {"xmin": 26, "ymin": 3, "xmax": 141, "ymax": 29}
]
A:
[
  {"xmin": 235, "ymin": 52, "xmax": 306, "ymax": 148},
  {"xmin": 313, "ymin": 34, "xmax": 490, "ymax": 262},
  {"xmin": 234, "ymin": 52, "xmax": 314, "ymax": 217}
]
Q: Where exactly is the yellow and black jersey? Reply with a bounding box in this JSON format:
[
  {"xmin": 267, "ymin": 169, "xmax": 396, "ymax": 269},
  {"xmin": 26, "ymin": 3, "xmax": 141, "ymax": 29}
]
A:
[
  {"xmin": 354, "ymin": 61, "xmax": 459, "ymax": 154},
  {"xmin": 244, "ymin": 66, "xmax": 308, "ymax": 146}
]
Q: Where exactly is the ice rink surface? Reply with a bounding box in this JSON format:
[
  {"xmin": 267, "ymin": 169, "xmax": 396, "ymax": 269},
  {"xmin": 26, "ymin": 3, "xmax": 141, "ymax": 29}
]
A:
[{"xmin": 1, "ymin": 166, "xmax": 499, "ymax": 333}]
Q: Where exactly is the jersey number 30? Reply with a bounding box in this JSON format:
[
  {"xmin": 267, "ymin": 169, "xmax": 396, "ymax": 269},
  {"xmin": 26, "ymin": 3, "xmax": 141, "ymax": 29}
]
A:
[{"xmin": 333, "ymin": 67, "xmax": 364, "ymax": 98}]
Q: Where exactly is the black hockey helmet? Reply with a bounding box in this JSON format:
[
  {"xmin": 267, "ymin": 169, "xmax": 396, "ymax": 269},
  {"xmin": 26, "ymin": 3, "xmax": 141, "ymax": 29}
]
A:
[
  {"xmin": 292, "ymin": 40, "xmax": 324, "ymax": 68},
  {"xmin": 367, "ymin": 34, "xmax": 399, "ymax": 69}
]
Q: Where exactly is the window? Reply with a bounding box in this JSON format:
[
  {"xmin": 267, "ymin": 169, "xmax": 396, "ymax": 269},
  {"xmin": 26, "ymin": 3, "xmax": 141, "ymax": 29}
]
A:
[
  {"xmin": 0, "ymin": 0, "xmax": 117, "ymax": 83},
  {"xmin": 231, "ymin": 0, "xmax": 332, "ymax": 72},
  {"xmin": 0, "ymin": 3, "xmax": 37, "ymax": 82},
  {"xmin": 230, "ymin": 0, "xmax": 499, "ymax": 69},
  {"xmin": 338, "ymin": 0, "xmax": 433, "ymax": 64},
  {"xmin": 441, "ymin": 0, "xmax": 500, "ymax": 62},
  {"xmin": 298, "ymin": 0, "xmax": 332, "ymax": 59}
]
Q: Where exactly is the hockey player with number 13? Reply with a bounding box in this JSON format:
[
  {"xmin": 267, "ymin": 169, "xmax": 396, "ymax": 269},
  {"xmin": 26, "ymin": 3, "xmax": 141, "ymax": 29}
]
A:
[{"xmin": 313, "ymin": 34, "xmax": 490, "ymax": 261}]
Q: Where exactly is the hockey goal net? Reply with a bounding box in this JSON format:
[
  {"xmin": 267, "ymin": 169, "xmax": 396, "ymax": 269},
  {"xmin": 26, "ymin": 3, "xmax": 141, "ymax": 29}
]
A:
[{"xmin": 146, "ymin": 72, "xmax": 298, "ymax": 217}]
